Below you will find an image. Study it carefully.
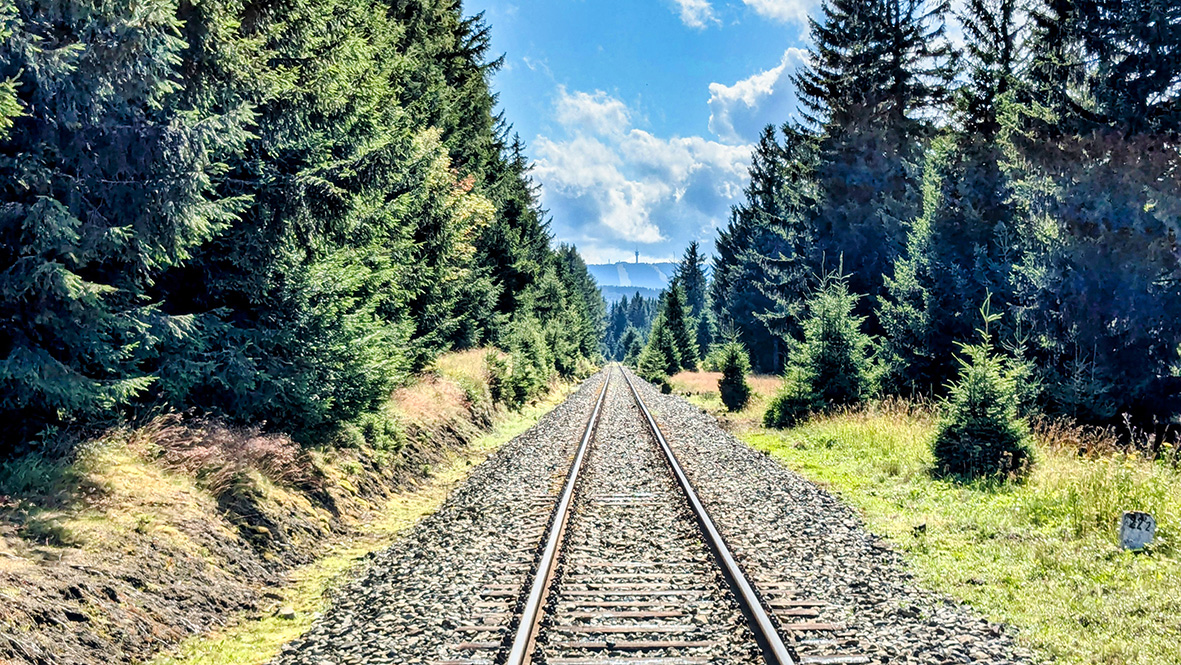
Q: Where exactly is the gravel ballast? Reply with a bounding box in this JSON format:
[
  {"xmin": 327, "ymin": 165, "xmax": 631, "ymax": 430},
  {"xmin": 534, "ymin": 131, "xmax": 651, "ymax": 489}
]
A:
[
  {"xmin": 272, "ymin": 367, "xmax": 1037, "ymax": 664},
  {"xmin": 535, "ymin": 368, "xmax": 761, "ymax": 663}
]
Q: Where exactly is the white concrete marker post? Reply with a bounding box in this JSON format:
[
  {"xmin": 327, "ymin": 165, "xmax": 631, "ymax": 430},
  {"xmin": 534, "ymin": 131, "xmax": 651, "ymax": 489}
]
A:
[{"xmin": 1120, "ymin": 511, "xmax": 1156, "ymax": 550}]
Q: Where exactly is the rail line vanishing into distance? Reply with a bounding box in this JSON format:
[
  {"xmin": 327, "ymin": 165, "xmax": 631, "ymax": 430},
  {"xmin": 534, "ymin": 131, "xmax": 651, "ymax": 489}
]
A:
[{"xmin": 436, "ymin": 365, "xmax": 868, "ymax": 665}]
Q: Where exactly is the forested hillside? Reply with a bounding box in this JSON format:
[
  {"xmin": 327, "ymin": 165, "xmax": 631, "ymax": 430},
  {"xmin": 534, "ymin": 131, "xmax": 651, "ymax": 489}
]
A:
[
  {"xmin": 705, "ymin": 0, "xmax": 1180, "ymax": 432},
  {"xmin": 0, "ymin": 0, "xmax": 603, "ymax": 454}
]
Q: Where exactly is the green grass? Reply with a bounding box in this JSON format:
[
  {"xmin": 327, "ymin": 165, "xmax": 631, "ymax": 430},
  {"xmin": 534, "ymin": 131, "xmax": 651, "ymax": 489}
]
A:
[
  {"xmin": 737, "ymin": 401, "xmax": 1181, "ymax": 665},
  {"xmin": 144, "ymin": 382, "xmax": 576, "ymax": 665}
]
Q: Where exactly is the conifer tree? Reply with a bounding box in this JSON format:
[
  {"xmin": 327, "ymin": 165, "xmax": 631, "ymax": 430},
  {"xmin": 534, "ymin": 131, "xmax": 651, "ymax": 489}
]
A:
[
  {"xmin": 752, "ymin": 123, "xmax": 820, "ymax": 350},
  {"xmin": 879, "ymin": 0, "xmax": 1024, "ymax": 396},
  {"xmin": 717, "ymin": 336, "xmax": 753, "ymax": 412},
  {"xmin": 795, "ymin": 0, "xmax": 954, "ymax": 309},
  {"xmin": 0, "ymin": 0, "xmax": 609, "ymax": 450},
  {"xmin": 710, "ymin": 128, "xmax": 791, "ymax": 373},
  {"xmin": 636, "ymin": 329, "xmax": 675, "ymax": 393},
  {"xmin": 676, "ymin": 241, "xmax": 712, "ymax": 355},
  {"xmin": 618, "ymin": 326, "xmax": 644, "ymax": 366},
  {"xmin": 662, "ymin": 282, "xmax": 699, "ymax": 371},
  {"xmin": 0, "ymin": 0, "xmax": 248, "ymax": 444},
  {"xmin": 1006, "ymin": 0, "xmax": 1181, "ymax": 424},
  {"xmin": 555, "ymin": 244, "xmax": 606, "ymax": 362},
  {"xmin": 0, "ymin": 7, "xmax": 17, "ymax": 140},
  {"xmin": 643, "ymin": 318, "xmax": 681, "ymax": 378},
  {"xmin": 932, "ymin": 298, "xmax": 1035, "ymax": 478},
  {"xmin": 765, "ymin": 267, "xmax": 877, "ymax": 427}
]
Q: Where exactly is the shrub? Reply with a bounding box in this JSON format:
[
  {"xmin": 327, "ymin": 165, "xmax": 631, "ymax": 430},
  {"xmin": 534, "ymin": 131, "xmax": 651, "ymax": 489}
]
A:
[
  {"xmin": 504, "ymin": 317, "xmax": 554, "ymax": 408},
  {"xmin": 763, "ymin": 267, "xmax": 876, "ymax": 427},
  {"xmin": 717, "ymin": 339, "xmax": 752, "ymax": 412},
  {"xmin": 764, "ymin": 366, "xmax": 816, "ymax": 428},
  {"xmin": 0, "ymin": 453, "xmax": 73, "ymax": 501},
  {"xmin": 485, "ymin": 351, "xmax": 510, "ymax": 404},
  {"xmin": 933, "ymin": 301, "xmax": 1035, "ymax": 479},
  {"xmin": 356, "ymin": 410, "xmax": 401, "ymax": 452}
]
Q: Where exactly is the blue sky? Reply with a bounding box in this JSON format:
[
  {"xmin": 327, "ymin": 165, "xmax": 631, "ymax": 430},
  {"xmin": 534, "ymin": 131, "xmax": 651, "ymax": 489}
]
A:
[{"xmin": 464, "ymin": 0, "xmax": 819, "ymax": 264}]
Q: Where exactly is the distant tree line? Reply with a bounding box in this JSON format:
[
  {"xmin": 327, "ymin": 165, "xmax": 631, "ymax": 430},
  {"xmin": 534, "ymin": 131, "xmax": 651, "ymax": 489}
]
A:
[
  {"xmin": 0, "ymin": 0, "xmax": 604, "ymax": 455},
  {"xmin": 602, "ymin": 294, "xmax": 660, "ymax": 363},
  {"xmin": 702, "ymin": 0, "xmax": 1180, "ymax": 437}
]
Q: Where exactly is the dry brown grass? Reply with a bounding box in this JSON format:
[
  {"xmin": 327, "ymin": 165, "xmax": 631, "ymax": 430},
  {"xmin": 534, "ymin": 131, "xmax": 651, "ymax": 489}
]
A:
[
  {"xmin": 669, "ymin": 371, "xmax": 780, "ymax": 398},
  {"xmin": 130, "ymin": 414, "xmax": 310, "ymax": 497},
  {"xmin": 393, "ymin": 374, "xmax": 478, "ymax": 432}
]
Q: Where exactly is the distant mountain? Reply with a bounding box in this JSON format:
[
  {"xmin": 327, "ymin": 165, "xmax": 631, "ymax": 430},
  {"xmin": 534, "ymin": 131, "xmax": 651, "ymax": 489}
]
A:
[{"xmin": 587, "ymin": 262, "xmax": 678, "ymax": 291}]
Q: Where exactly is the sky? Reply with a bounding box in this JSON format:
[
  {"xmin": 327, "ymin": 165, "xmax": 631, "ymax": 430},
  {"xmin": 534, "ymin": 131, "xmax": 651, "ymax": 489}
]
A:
[{"xmin": 463, "ymin": 0, "xmax": 820, "ymax": 264}]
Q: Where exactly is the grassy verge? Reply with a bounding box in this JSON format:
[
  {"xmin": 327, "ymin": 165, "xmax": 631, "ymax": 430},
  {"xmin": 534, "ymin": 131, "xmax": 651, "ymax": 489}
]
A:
[
  {"xmin": 669, "ymin": 372, "xmax": 1181, "ymax": 665},
  {"xmin": 146, "ymin": 382, "xmax": 575, "ymax": 665}
]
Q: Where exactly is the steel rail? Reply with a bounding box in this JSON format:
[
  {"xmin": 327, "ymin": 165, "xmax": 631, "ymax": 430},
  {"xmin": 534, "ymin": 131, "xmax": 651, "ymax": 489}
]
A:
[
  {"xmin": 620, "ymin": 366, "xmax": 797, "ymax": 665},
  {"xmin": 503, "ymin": 368, "xmax": 611, "ymax": 665}
]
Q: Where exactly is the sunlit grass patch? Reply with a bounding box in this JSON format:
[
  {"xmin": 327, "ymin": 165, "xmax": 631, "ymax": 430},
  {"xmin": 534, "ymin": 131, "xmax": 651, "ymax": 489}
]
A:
[{"xmin": 737, "ymin": 399, "xmax": 1181, "ymax": 665}]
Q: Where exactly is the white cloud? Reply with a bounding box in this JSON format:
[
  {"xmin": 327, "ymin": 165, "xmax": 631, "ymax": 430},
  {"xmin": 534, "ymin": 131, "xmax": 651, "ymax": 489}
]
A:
[
  {"xmin": 672, "ymin": 0, "xmax": 718, "ymax": 29},
  {"xmin": 554, "ymin": 86, "xmax": 631, "ymax": 136},
  {"xmin": 742, "ymin": 0, "xmax": 815, "ymax": 24},
  {"xmin": 708, "ymin": 48, "xmax": 808, "ymax": 144},
  {"xmin": 533, "ymin": 88, "xmax": 753, "ymax": 263}
]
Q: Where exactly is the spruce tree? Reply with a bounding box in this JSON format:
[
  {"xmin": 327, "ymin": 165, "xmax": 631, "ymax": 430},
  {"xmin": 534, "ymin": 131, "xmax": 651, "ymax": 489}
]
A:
[
  {"xmin": 0, "ymin": 6, "xmax": 17, "ymax": 140},
  {"xmin": 794, "ymin": 0, "xmax": 954, "ymax": 311},
  {"xmin": 1007, "ymin": 0, "xmax": 1181, "ymax": 425},
  {"xmin": 662, "ymin": 282, "xmax": 698, "ymax": 371},
  {"xmin": 555, "ymin": 244, "xmax": 606, "ymax": 362},
  {"xmin": 799, "ymin": 270, "xmax": 877, "ymax": 407},
  {"xmin": 637, "ymin": 332, "xmax": 674, "ymax": 393},
  {"xmin": 717, "ymin": 337, "xmax": 753, "ymax": 412},
  {"xmin": 765, "ymin": 267, "xmax": 877, "ymax": 427},
  {"xmin": 710, "ymin": 128, "xmax": 791, "ymax": 373},
  {"xmin": 0, "ymin": 0, "xmax": 247, "ymax": 445},
  {"xmin": 618, "ymin": 326, "xmax": 644, "ymax": 366},
  {"xmin": 933, "ymin": 299, "xmax": 1035, "ymax": 478},
  {"xmin": 751, "ymin": 123, "xmax": 819, "ymax": 350},
  {"xmin": 637, "ymin": 316, "xmax": 680, "ymax": 383},
  {"xmin": 878, "ymin": 0, "xmax": 1024, "ymax": 397},
  {"xmin": 676, "ymin": 241, "xmax": 712, "ymax": 356}
]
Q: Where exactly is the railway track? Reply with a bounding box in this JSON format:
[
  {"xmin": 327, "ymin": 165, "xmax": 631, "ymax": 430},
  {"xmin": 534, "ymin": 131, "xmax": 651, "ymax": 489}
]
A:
[{"xmin": 435, "ymin": 366, "xmax": 868, "ymax": 665}]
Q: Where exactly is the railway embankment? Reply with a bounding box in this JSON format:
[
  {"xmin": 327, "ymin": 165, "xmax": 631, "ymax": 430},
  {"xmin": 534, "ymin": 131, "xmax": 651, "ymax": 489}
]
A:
[{"xmin": 0, "ymin": 350, "xmax": 575, "ymax": 665}]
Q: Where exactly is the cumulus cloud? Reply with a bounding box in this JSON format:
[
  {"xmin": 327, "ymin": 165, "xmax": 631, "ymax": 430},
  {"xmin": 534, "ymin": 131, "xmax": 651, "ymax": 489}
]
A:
[
  {"xmin": 532, "ymin": 88, "xmax": 753, "ymax": 263},
  {"xmin": 554, "ymin": 87, "xmax": 631, "ymax": 136},
  {"xmin": 672, "ymin": 0, "xmax": 718, "ymax": 29},
  {"xmin": 708, "ymin": 48, "xmax": 808, "ymax": 144},
  {"xmin": 742, "ymin": 0, "xmax": 815, "ymax": 24}
]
